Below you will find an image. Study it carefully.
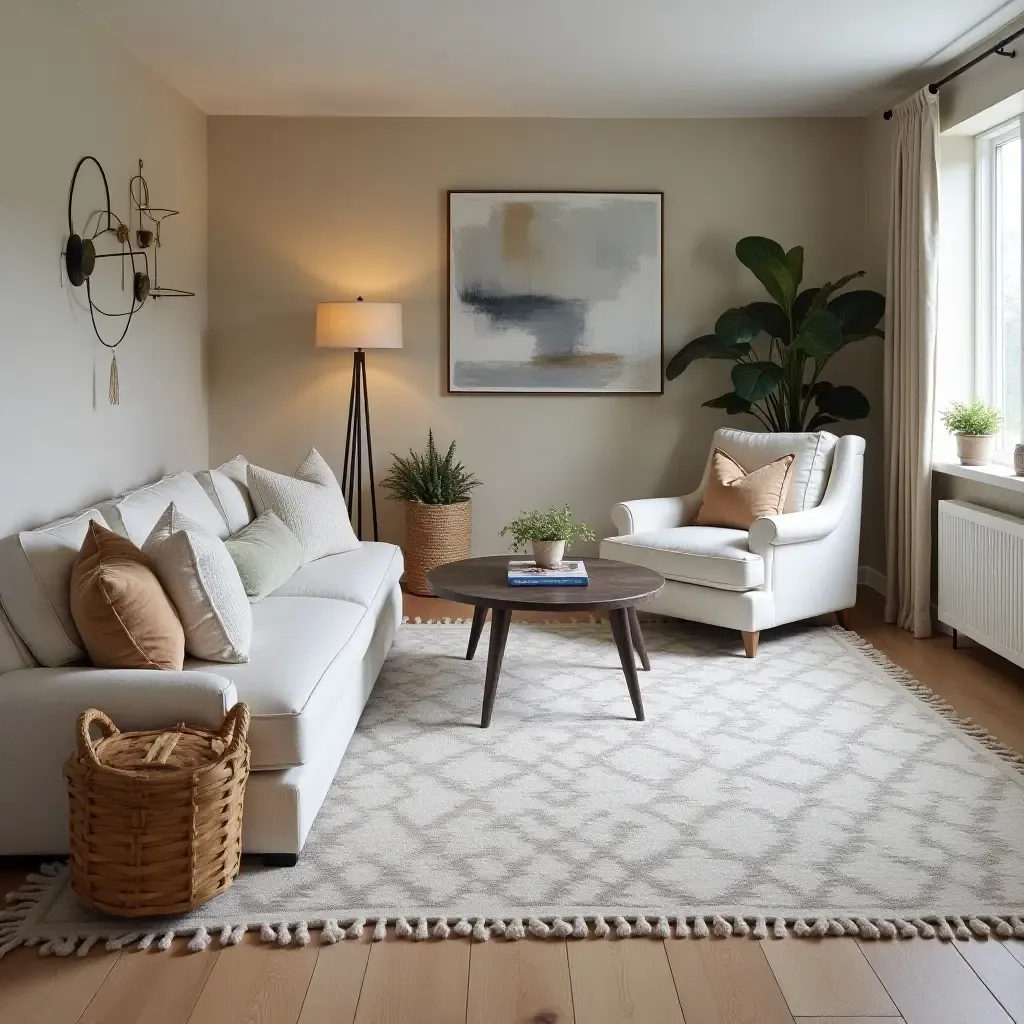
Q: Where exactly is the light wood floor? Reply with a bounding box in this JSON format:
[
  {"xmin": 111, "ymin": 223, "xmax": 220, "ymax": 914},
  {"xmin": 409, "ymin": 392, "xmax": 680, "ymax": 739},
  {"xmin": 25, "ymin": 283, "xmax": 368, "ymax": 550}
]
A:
[{"xmin": 2, "ymin": 586, "xmax": 1023, "ymax": 1024}]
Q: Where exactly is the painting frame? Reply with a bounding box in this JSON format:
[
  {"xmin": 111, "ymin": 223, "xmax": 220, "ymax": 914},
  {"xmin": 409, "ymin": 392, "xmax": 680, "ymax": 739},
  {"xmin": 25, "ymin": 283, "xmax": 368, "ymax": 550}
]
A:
[{"xmin": 446, "ymin": 190, "xmax": 665, "ymax": 396}]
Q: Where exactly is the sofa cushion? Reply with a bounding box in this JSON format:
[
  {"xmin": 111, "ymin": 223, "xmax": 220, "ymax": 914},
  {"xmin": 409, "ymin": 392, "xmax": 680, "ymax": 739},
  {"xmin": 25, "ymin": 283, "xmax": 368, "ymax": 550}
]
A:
[
  {"xmin": 70, "ymin": 522, "xmax": 185, "ymax": 671},
  {"xmin": 193, "ymin": 596, "xmax": 368, "ymax": 769},
  {"xmin": 695, "ymin": 450, "xmax": 795, "ymax": 529},
  {"xmin": 100, "ymin": 471, "xmax": 230, "ymax": 546},
  {"xmin": 247, "ymin": 449, "xmax": 360, "ymax": 562},
  {"xmin": 271, "ymin": 542, "xmax": 403, "ymax": 613},
  {"xmin": 602, "ymin": 527, "xmax": 764, "ymax": 591},
  {"xmin": 0, "ymin": 508, "xmax": 108, "ymax": 666},
  {"xmin": 226, "ymin": 511, "xmax": 304, "ymax": 601},
  {"xmin": 197, "ymin": 457, "xmax": 254, "ymax": 535},
  {"xmin": 144, "ymin": 505, "xmax": 252, "ymax": 664},
  {"xmin": 709, "ymin": 428, "xmax": 838, "ymax": 514}
]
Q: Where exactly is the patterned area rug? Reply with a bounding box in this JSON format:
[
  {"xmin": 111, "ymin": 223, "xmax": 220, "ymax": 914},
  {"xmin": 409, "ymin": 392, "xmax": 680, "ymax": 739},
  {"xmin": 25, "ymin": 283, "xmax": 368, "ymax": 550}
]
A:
[{"xmin": 5, "ymin": 621, "xmax": 1024, "ymax": 957}]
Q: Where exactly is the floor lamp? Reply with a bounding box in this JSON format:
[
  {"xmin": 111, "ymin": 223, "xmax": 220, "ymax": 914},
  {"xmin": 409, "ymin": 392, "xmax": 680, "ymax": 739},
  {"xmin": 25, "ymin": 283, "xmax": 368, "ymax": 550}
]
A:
[{"xmin": 315, "ymin": 298, "xmax": 402, "ymax": 541}]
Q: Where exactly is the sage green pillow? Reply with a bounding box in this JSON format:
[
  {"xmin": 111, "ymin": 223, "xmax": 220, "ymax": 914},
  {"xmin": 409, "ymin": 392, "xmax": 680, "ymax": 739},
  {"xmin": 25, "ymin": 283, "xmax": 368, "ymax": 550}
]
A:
[{"xmin": 225, "ymin": 511, "xmax": 304, "ymax": 602}]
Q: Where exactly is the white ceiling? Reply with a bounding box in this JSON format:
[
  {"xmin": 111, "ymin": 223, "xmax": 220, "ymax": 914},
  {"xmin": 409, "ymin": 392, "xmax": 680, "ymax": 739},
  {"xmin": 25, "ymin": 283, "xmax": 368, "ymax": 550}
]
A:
[{"xmin": 79, "ymin": 0, "xmax": 1024, "ymax": 117}]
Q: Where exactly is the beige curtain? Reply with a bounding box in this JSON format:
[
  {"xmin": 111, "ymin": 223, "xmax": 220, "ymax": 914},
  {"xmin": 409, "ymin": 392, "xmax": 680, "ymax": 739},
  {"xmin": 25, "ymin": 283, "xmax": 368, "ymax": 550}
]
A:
[{"xmin": 884, "ymin": 88, "xmax": 940, "ymax": 637}]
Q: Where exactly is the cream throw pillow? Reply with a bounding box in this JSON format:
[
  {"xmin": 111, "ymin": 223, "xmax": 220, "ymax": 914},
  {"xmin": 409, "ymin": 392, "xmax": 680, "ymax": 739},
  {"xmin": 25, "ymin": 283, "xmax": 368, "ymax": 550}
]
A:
[
  {"xmin": 247, "ymin": 449, "xmax": 359, "ymax": 563},
  {"xmin": 143, "ymin": 504, "xmax": 252, "ymax": 663},
  {"xmin": 694, "ymin": 449, "xmax": 796, "ymax": 530}
]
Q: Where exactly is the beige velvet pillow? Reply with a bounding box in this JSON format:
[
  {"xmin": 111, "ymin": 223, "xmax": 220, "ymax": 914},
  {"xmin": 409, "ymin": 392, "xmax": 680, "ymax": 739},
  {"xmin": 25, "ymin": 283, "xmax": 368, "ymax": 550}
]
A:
[
  {"xmin": 70, "ymin": 522, "xmax": 185, "ymax": 670},
  {"xmin": 694, "ymin": 449, "xmax": 796, "ymax": 530}
]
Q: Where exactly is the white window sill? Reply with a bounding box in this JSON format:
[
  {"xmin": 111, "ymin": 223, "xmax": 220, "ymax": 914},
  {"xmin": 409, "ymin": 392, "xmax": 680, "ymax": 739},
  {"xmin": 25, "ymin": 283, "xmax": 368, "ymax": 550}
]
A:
[{"xmin": 933, "ymin": 461, "xmax": 1024, "ymax": 494}]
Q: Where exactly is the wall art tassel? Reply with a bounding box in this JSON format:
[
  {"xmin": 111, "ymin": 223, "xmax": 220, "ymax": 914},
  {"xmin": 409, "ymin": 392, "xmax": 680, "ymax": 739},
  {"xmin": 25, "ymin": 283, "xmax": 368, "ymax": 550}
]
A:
[{"xmin": 108, "ymin": 352, "xmax": 119, "ymax": 405}]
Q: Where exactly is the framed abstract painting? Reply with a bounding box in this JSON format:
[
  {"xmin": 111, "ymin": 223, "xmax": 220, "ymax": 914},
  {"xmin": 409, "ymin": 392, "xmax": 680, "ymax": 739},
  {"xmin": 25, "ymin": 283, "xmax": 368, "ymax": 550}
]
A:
[{"xmin": 447, "ymin": 191, "xmax": 663, "ymax": 394}]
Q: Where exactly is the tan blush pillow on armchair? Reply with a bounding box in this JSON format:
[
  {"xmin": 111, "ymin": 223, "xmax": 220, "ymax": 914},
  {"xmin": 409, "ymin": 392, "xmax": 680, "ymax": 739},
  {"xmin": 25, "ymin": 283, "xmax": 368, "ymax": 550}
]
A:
[{"xmin": 694, "ymin": 449, "xmax": 796, "ymax": 530}]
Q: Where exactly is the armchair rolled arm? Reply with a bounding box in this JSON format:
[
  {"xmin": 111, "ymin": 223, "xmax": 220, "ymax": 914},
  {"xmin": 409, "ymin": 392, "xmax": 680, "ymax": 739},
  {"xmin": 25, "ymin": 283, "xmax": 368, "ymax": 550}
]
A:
[
  {"xmin": 747, "ymin": 433, "xmax": 865, "ymax": 551},
  {"xmin": 748, "ymin": 501, "xmax": 844, "ymax": 549},
  {"xmin": 610, "ymin": 492, "xmax": 703, "ymax": 536}
]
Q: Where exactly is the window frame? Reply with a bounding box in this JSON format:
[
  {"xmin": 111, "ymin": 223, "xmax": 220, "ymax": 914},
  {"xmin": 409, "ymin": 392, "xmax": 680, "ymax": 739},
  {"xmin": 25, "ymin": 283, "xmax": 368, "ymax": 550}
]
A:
[{"xmin": 975, "ymin": 115, "xmax": 1023, "ymax": 460}]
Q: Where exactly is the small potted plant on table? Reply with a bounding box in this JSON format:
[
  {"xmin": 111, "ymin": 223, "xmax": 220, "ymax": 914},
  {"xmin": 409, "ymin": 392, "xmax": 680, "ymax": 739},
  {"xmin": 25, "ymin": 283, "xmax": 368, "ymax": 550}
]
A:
[
  {"xmin": 382, "ymin": 430, "xmax": 481, "ymax": 595},
  {"xmin": 940, "ymin": 400, "xmax": 1002, "ymax": 466},
  {"xmin": 500, "ymin": 505, "xmax": 595, "ymax": 568}
]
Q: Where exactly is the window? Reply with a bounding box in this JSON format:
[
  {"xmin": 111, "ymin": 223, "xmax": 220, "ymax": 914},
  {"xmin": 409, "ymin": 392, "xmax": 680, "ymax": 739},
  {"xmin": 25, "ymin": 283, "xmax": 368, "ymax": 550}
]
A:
[{"xmin": 977, "ymin": 117, "xmax": 1022, "ymax": 456}]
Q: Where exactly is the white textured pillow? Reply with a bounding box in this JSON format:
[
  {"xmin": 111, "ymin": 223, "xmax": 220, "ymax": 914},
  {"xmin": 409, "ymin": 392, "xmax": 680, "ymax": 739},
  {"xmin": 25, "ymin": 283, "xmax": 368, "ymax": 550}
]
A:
[
  {"xmin": 247, "ymin": 449, "xmax": 359, "ymax": 563},
  {"xmin": 197, "ymin": 456, "xmax": 255, "ymax": 534},
  {"xmin": 143, "ymin": 504, "xmax": 252, "ymax": 664},
  {"xmin": 0, "ymin": 508, "xmax": 107, "ymax": 666}
]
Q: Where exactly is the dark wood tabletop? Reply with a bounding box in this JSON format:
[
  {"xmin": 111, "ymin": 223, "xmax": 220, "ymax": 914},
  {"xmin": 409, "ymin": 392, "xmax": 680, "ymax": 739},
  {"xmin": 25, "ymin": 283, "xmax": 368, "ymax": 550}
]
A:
[{"xmin": 426, "ymin": 555, "xmax": 665, "ymax": 612}]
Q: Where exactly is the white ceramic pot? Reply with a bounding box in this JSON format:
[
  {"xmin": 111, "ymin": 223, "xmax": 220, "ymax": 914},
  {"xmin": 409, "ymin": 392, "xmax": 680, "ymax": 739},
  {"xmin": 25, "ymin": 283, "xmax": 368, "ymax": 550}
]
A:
[
  {"xmin": 956, "ymin": 433, "xmax": 996, "ymax": 467},
  {"xmin": 531, "ymin": 539, "xmax": 565, "ymax": 569}
]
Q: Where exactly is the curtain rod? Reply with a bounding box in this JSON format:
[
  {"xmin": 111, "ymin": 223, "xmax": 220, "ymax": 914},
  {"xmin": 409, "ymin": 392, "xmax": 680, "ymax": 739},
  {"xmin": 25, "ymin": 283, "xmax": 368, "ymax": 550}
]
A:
[{"xmin": 883, "ymin": 25, "xmax": 1024, "ymax": 119}]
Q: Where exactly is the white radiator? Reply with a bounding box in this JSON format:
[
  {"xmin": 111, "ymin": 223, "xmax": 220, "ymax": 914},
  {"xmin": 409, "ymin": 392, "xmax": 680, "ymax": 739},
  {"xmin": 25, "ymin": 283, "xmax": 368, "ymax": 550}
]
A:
[{"xmin": 937, "ymin": 499, "xmax": 1024, "ymax": 668}]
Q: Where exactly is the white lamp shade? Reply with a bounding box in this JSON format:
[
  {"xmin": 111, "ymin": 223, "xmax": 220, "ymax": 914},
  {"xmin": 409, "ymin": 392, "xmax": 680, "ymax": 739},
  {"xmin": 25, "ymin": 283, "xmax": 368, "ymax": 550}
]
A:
[{"xmin": 315, "ymin": 301, "xmax": 402, "ymax": 350}]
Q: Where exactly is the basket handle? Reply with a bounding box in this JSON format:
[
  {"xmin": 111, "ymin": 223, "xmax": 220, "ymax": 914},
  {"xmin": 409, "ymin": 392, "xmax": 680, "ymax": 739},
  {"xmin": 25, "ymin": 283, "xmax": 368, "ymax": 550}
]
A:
[
  {"xmin": 76, "ymin": 709, "xmax": 119, "ymax": 767},
  {"xmin": 217, "ymin": 703, "xmax": 250, "ymax": 756}
]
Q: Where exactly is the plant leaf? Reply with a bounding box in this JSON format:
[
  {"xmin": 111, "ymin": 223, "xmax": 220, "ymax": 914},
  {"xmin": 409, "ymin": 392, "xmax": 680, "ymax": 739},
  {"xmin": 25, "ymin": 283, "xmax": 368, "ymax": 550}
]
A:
[
  {"xmin": 665, "ymin": 334, "xmax": 748, "ymax": 379},
  {"xmin": 702, "ymin": 391, "xmax": 753, "ymax": 414},
  {"xmin": 814, "ymin": 383, "xmax": 870, "ymax": 420},
  {"xmin": 715, "ymin": 307, "xmax": 762, "ymax": 346},
  {"xmin": 732, "ymin": 361, "xmax": 784, "ymax": 403},
  {"xmin": 756, "ymin": 258, "xmax": 797, "ymax": 311},
  {"xmin": 792, "ymin": 288, "xmax": 819, "ymax": 329},
  {"xmin": 735, "ymin": 236, "xmax": 786, "ymax": 270},
  {"xmin": 792, "ymin": 309, "xmax": 842, "ymax": 357},
  {"xmin": 827, "ymin": 289, "xmax": 885, "ymax": 336},
  {"xmin": 745, "ymin": 300, "xmax": 790, "ymax": 341},
  {"xmin": 806, "ymin": 411, "xmax": 841, "ymax": 431},
  {"xmin": 813, "ymin": 271, "xmax": 866, "ymax": 309},
  {"xmin": 784, "ymin": 246, "xmax": 804, "ymax": 290}
]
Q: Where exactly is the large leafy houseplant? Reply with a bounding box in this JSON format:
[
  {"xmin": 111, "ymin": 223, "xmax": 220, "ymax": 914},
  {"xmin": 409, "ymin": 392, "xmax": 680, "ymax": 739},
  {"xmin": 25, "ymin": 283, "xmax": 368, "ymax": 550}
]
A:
[
  {"xmin": 381, "ymin": 429, "xmax": 480, "ymax": 505},
  {"xmin": 666, "ymin": 237, "xmax": 884, "ymax": 431}
]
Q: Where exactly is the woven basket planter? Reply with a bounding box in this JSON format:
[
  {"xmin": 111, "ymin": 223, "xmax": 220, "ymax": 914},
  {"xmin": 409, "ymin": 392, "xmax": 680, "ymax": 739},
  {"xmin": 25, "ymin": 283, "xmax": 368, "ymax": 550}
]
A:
[
  {"xmin": 403, "ymin": 499, "xmax": 472, "ymax": 595},
  {"xmin": 64, "ymin": 704, "xmax": 250, "ymax": 918}
]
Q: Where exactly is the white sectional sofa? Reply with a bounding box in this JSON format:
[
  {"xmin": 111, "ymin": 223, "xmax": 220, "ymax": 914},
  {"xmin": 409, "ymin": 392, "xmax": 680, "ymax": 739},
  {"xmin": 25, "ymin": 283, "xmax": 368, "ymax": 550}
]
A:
[{"xmin": 0, "ymin": 461, "xmax": 403, "ymax": 863}]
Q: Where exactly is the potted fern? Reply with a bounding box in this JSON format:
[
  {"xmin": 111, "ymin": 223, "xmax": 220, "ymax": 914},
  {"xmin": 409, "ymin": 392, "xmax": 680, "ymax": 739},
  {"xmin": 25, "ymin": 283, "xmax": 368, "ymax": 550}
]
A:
[
  {"xmin": 381, "ymin": 430, "xmax": 481, "ymax": 595},
  {"xmin": 940, "ymin": 400, "xmax": 1002, "ymax": 466}
]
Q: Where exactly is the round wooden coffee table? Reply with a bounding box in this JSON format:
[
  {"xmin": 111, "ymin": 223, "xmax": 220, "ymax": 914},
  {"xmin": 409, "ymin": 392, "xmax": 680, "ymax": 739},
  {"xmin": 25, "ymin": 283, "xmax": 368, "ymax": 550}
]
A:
[{"xmin": 426, "ymin": 556, "xmax": 665, "ymax": 728}]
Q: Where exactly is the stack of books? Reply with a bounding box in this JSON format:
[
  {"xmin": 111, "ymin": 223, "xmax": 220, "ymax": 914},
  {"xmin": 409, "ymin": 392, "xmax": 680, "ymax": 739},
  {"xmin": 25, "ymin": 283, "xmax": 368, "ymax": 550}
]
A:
[{"xmin": 507, "ymin": 560, "xmax": 589, "ymax": 587}]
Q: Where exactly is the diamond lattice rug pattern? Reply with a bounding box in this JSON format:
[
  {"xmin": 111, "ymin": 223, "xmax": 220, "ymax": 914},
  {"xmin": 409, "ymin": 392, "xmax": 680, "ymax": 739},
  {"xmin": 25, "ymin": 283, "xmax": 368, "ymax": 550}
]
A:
[{"xmin": 5, "ymin": 620, "xmax": 1024, "ymax": 956}]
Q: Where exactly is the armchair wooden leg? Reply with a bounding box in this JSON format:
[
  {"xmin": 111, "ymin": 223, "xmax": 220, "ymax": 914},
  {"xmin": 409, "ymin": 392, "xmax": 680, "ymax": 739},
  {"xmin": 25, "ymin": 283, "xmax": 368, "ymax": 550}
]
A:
[
  {"xmin": 741, "ymin": 631, "xmax": 759, "ymax": 658},
  {"xmin": 836, "ymin": 608, "xmax": 853, "ymax": 630}
]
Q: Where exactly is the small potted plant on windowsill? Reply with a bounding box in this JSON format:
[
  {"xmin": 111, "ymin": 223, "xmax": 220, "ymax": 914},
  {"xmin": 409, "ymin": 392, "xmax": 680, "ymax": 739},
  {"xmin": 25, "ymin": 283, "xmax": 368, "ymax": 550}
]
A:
[
  {"xmin": 381, "ymin": 430, "xmax": 481, "ymax": 595},
  {"xmin": 940, "ymin": 400, "xmax": 1002, "ymax": 466},
  {"xmin": 500, "ymin": 505, "xmax": 595, "ymax": 568}
]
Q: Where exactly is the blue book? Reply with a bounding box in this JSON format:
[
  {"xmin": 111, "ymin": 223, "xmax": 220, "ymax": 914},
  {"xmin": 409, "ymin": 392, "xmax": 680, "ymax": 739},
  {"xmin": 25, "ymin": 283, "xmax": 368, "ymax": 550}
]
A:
[{"xmin": 507, "ymin": 560, "xmax": 589, "ymax": 587}]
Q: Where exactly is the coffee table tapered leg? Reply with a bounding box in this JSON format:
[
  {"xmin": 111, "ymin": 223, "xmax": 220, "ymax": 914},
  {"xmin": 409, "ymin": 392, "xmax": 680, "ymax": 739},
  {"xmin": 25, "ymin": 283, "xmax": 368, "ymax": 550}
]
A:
[
  {"xmin": 481, "ymin": 608, "xmax": 511, "ymax": 728},
  {"xmin": 466, "ymin": 605, "xmax": 487, "ymax": 660},
  {"xmin": 627, "ymin": 606, "xmax": 650, "ymax": 671},
  {"xmin": 610, "ymin": 607, "xmax": 645, "ymax": 721}
]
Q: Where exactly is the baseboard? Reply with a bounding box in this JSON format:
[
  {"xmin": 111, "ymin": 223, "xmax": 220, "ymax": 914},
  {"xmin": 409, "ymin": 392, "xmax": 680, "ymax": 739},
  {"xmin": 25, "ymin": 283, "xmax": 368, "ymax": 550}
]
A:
[{"xmin": 857, "ymin": 565, "xmax": 886, "ymax": 595}]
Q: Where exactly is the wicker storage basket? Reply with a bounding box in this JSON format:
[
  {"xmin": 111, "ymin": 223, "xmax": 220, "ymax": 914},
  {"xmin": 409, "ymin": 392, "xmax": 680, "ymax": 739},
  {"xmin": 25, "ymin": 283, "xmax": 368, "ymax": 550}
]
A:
[
  {"xmin": 64, "ymin": 704, "xmax": 250, "ymax": 918},
  {"xmin": 403, "ymin": 499, "xmax": 472, "ymax": 595}
]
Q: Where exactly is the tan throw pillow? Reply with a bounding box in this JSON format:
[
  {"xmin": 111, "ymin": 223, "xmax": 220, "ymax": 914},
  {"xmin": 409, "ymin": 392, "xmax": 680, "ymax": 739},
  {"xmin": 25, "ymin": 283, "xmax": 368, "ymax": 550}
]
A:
[
  {"xmin": 70, "ymin": 522, "xmax": 185, "ymax": 670},
  {"xmin": 694, "ymin": 449, "xmax": 796, "ymax": 530}
]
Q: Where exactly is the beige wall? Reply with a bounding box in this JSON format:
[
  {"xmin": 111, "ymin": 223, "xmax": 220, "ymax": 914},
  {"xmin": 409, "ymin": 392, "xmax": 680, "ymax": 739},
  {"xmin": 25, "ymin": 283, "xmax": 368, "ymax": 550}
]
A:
[
  {"xmin": 208, "ymin": 116, "xmax": 873, "ymax": 558},
  {"xmin": 0, "ymin": 0, "xmax": 208, "ymax": 537}
]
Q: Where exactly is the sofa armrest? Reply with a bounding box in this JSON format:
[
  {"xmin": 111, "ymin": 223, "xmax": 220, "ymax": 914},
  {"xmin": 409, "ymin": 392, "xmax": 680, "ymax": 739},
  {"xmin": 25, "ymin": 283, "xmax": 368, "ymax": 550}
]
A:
[
  {"xmin": 610, "ymin": 491, "xmax": 703, "ymax": 535},
  {"xmin": 0, "ymin": 666, "xmax": 237, "ymax": 729},
  {"xmin": 0, "ymin": 666, "xmax": 237, "ymax": 854}
]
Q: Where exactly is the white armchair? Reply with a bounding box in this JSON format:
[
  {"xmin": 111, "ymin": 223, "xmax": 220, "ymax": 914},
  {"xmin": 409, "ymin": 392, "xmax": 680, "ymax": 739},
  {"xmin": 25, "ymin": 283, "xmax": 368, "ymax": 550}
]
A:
[{"xmin": 600, "ymin": 428, "xmax": 865, "ymax": 656}]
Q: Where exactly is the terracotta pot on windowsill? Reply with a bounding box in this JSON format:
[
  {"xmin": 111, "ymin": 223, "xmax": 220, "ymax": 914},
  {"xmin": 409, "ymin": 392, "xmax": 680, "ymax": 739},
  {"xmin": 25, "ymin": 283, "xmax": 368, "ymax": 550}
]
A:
[{"xmin": 956, "ymin": 433, "xmax": 996, "ymax": 466}]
